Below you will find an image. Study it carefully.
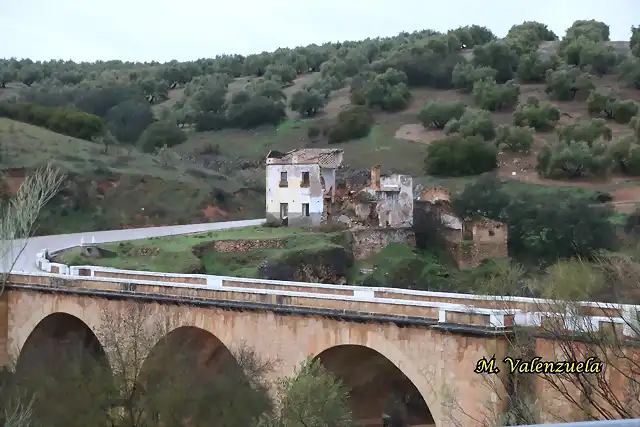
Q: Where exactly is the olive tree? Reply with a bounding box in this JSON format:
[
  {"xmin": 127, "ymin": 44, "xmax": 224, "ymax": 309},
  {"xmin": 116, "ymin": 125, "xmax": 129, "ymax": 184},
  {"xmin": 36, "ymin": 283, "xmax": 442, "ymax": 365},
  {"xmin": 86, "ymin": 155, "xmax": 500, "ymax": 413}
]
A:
[
  {"xmin": 266, "ymin": 358, "xmax": 353, "ymax": 427},
  {"xmin": 418, "ymin": 100, "xmax": 466, "ymax": 130},
  {"xmin": 512, "ymin": 97, "xmax": 560, "ymax": 131}
]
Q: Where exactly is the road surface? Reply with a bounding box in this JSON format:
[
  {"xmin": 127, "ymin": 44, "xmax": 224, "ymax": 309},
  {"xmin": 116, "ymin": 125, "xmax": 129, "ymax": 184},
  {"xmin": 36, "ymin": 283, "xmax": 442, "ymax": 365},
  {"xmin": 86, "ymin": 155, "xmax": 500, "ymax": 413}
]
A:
[{"xmin": 2, "ymin": 219, "xmax": 266, "ymax": 273}]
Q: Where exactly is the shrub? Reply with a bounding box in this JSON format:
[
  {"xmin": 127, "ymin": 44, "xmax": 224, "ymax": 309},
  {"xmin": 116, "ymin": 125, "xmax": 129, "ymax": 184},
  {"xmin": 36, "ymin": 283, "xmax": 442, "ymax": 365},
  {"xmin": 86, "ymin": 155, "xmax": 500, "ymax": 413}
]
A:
[
  {"xmin": 516, "ymin": 53, "xmax": 560, "ymax": 83},
  {"xmin": 350, "ymin": 68, "xmax": 412, "ymax": 112},
  {"xmin": 290, "ymin": 89, "xmax": 326, "ymax": 117},
  {"xmin": 105, "ymin": 99, "xmax": 154, "ymax": 144},
  {"xmin": 451, "ymin": 63, "xmax": 497, "ymax": 93},
  {"xmin": 327, "ymin": 106, "xmax": 375, "ymax": 144},
  {"xmin": 444, "ymin": 109, "xmax": 496, "ymax": 141},
  {"xmin": 512, "ymin": 97, "xmax": 561, "ymax": 131},
  {"xmin": 632, "ymin": 116, "xmax": 640, "ymax": 141},
  {"xmin": 472, "ymin": 80, "xmax": 520, "ymax": 111},
  {"xmin": 495, "ymin": 124, "xmax": 535, "ymax": 152},
  {"xmin": 545, "ymin": 66, "xmax": 595, "ymax": 101},
  {"xmin": 0, "ymin": 101, "xmax": 104, "ymax": 140},
  {"xmin": 195, "ymin": 112, "xmax": 228, "ymax": 131},
  {"xmin": 617, "ymin": 57, "xmax": 640, "ymax": 89},
  {"xmin": 562, "ymin": 38, "xmax": 618, "ymax": 75},
  {"xmin": 536, "ymin": 139, "xmax": 612, "ymax": 179},
  {"xmin": 264, "ymin": 63, "xmax": 297, "ymax": 85},
  {"xmin": 632, "ymin": 25, "xmax": 640, "ymax": 58},
  {"xmin": 137, "ymin": 121, "xmax": 187, "ymax": 153},
  {"xmin": 557, "ymin": 119, "xmax": 612, "ymax": 144},
  {"xmin": 307, "ymin": 125, "xmax": 322, "ymax": 140},
  {"xmin": 609, "ymin": 136, "xmax": 640, "ymax": 176},
  {"xmin": 418, "ymin": 100, "xmax": 466, "ymax": 130},
  {"xmin": 226, "ymin": 96, "xmax": 287, "ymax": 129},
  {"xmin": 472, "ymin": 40, "xmax": 520, "ymax": 83},
  {"xmin": 424, "ymin": 134, "xmax": 498, "ymax": 176},
  {"xmin": 586, "ymin": 90, "xmax": 639, "ymax": 124},
  {"xmin": 507, "ymin": 21, "xmax": 558, "ymax": 44},
  {"xmin": 375, "ymin": 51, "xmax": 465, "ymax": 89},
  {"xmin": 564, "ymin": 20, "xmax": 610, "ymax": 43}
]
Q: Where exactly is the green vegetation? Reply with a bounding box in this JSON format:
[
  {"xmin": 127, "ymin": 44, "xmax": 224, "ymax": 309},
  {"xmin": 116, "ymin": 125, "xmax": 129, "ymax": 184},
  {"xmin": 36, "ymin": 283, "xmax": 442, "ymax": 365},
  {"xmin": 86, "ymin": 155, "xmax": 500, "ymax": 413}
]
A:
[
  {"xmin": 0, "ymin": 118, "xmax": 264, "ymax": 235},
  {"xmin": 4, "ymin": 16, "xmax": 640, "ymax": 427},
  {"xmin": 1, "ymin": 17, "xmax": 640, "ymax": 288},
  {"xmin": 56, "ymin": 226, "xmax": 350, "ymax": 281}
]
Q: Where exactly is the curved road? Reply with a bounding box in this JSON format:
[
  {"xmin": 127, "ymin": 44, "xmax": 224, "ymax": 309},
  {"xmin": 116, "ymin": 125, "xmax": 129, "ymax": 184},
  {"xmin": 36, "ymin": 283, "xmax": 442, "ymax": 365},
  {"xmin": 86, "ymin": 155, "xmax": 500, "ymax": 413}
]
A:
[{"xmin": 3, "ymin": 219, "xmax": 266, "ymax": 273}]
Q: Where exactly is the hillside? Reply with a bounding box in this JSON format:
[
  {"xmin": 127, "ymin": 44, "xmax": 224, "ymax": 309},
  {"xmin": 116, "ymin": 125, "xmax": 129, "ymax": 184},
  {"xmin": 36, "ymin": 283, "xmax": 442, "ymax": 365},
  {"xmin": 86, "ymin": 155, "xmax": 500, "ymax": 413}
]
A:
[
  {"xmin": 0, "ymin": 118, "xmax": 264, "ymax": 234},
  {"xmin": 1, "ymin": 20, "xmax": 640, "ymax": 235}
]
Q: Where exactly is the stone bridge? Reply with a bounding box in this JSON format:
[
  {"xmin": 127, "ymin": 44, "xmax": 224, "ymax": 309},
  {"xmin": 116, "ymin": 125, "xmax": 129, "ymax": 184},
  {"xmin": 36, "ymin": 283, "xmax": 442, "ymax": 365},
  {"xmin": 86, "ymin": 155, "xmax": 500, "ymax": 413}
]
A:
[
  {"xmin": 0, "ymin": 220, "xmax": 637, "ymax": 427},
  {"xmin": 2, "ymin": 258, "xmax": 639, "ymax": 427}
]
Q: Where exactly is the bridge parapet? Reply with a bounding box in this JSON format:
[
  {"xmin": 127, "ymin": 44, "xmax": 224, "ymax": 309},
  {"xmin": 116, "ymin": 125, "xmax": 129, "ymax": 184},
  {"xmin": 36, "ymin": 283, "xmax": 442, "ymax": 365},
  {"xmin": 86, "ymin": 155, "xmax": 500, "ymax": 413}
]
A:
[
  {"xmin": 31, "ymin": 250, "xmax": 640, "ymax": 337},
  {"xmin": 8, "ymin": 271, "xmax": 521, "ymax": 330}
]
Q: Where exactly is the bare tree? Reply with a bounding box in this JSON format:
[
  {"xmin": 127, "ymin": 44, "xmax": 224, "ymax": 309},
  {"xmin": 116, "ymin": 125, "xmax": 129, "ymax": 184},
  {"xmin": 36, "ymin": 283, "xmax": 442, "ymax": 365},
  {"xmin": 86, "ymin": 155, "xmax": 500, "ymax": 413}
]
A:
[
  {"xmin": 3, "ymin": 398, "xmax": 34, "ymax": 427},
  {"xmin": 12, "ymin": 302, "xmax": 276, "ymax": 427},
  {"xmin": 439, "ymin": 255, "xmax": 640, "ymax": 426},
  {"xmin": 0, "ymin": 164, "xmax": 65, "ymax": 278},
  {"xmin": 518, "ymin": 254, "xmax": 640, "ymax": 422},
  {"xmin": 0, "ymin": 165, "xmax": 64, "ymax": 427}
]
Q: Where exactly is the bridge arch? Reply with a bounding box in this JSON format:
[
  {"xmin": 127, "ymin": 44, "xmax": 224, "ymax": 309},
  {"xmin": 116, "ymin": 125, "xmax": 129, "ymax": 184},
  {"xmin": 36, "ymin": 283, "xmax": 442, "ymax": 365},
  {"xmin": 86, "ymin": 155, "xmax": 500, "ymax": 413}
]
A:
[
  {"xmin": 16, "ymin": 312, "xmax": 109, "ymax": 372},
  {"xmin": 312, "ymin": 341, "xmax": 439, "ymax": 427},
  {"xmin": 135, "ymin": 325, "xmax": 272, "ymax": 425},
  {"xmin": 14, "ymin": 312, "xmax": 113, "ymax": 426}
]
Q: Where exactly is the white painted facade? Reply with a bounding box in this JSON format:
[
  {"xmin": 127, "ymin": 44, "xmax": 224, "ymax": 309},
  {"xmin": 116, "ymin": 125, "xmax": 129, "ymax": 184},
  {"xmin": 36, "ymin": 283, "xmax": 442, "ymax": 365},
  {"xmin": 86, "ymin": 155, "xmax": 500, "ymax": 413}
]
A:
[
  {"xmin": 265, "ymin": 149, "xmax": 343, "ymax": 226},
  {"xmin": 265, "ymin": 163, "xmax": 327, "ymax": 226}
]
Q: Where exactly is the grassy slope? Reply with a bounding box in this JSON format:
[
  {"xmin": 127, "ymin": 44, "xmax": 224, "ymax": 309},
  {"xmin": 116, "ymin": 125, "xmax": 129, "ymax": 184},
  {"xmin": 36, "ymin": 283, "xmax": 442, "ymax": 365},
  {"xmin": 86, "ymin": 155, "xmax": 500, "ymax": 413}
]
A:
[
  {"xmin": 55, "ymin": 225, "xmax": 342, "ymax": 277},
  {"xmin": 171, "ymin": 43, "xmax": 640, "ymax": 200},
  {"xmin": 0, "ymin": 118, "xmax": 264, "ymax": 234},
  {"xmin": 2, "ymin": 41, "xmax": 638, "ymax": 236}
]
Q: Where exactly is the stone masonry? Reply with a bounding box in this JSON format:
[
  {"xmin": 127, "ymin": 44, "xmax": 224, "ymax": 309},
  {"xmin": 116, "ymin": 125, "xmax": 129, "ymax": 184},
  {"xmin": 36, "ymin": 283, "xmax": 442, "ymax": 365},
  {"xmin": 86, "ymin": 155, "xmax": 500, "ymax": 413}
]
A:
[
  {"xmin": 212, "ymin": 239, "xmax": 285, "ymax": 253},
  {"xmin": 346, "ymin": 228, "xmax": 415, "ymax": 260}
]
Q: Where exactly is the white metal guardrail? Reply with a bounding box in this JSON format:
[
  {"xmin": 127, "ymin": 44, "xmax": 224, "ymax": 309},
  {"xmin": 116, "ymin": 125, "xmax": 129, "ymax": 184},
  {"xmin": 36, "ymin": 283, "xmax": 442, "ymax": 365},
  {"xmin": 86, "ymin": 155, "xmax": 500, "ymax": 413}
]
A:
[{"xmin": 23, "ymin": 218, "xmax": 640, "ymax": 335}]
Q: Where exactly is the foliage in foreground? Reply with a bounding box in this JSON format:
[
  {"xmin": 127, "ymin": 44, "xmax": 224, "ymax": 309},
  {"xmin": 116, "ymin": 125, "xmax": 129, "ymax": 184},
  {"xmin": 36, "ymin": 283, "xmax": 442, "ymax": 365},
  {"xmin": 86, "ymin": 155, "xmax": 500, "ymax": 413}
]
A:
[
  {"xmin": 441, "ymin": 254, "xmax": 640, "ymax": 427},
  {"xmin": 0, "ymin": 304, "xmax": 352, "ymax": 427}
]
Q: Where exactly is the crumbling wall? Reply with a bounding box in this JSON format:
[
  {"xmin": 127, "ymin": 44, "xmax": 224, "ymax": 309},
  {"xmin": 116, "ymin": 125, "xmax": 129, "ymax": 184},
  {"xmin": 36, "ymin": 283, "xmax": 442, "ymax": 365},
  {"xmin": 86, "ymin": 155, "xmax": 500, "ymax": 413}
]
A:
[
  {"xmin": 448, "ymin": 235, "xmax": 508, "ymax": 269},
  {"xmin": 376, "ymin": 175, "xmax": 413, "ymax": 228},
  {"xmin": 211, "ymin": 239, "xmax": 286, "ymax": 253},
  {"xmin": 346, "ymin": 228, "xmax": 416, "ymax": 260},
  {"xmin": 472, "ymin": 219, "xmax": 507, "ymax": 243},
  {"xmin": 417, "ymin": 186, "xmax": 451, "ymax": 203}
]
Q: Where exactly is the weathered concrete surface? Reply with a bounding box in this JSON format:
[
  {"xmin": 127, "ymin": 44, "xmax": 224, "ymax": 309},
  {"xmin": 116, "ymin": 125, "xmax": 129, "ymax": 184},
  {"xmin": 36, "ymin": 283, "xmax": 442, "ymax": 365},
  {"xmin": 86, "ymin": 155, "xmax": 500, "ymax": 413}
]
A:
[
  {"xmin": 2, "ymin": 219, "xmax": 266, "ymax": 273},
  {"xmin": 6, "ymin": 289, "xmax": 510, "ymax": 427}
]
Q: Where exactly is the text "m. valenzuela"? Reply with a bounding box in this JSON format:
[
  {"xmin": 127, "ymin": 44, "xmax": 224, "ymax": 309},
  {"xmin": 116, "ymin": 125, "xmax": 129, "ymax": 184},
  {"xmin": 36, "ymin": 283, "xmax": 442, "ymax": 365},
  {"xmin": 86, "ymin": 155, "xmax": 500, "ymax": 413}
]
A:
[{"xmin": 474, "ymin": 356, "xmax": 603, "ymax": 374}]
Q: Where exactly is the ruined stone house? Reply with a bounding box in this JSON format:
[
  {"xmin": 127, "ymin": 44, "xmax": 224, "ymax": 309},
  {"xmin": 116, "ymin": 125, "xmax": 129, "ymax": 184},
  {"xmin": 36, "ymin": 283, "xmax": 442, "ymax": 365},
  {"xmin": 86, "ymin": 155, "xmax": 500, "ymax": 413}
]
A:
[
  {"xmin": 415, "ymin": 186, "xmax": 508, "ymax": 268},
  {"xmin": 265, "ymin": 148, "xmax": 344, "ymax": 227},
  {"xmin": 351, "ymin": 166, "xmax": 414, "ymax": 228}
]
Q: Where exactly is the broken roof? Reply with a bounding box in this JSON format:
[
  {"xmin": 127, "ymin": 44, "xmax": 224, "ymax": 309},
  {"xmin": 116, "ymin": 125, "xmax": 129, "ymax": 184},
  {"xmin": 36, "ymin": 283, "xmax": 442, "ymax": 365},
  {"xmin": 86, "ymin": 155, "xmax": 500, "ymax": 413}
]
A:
[
  {"xmin": 266, "ymin": 148, "xmax": 344, "ymax": 167},
  {"xmin": 471, "ymin": 218, "xmax": 505, "ymax": 229}
]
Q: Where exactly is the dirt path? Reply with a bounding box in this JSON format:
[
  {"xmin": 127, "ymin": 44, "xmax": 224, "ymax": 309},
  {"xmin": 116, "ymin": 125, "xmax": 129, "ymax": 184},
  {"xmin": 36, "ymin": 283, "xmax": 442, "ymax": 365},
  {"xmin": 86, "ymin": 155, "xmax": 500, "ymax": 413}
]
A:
[
  {"xmin": 498, "ymin": 169, "xmax": 640, "ymax": 212},
  {"xmin": 394, "ymin": 124, "xmax": 443, "ymax": 144}
]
